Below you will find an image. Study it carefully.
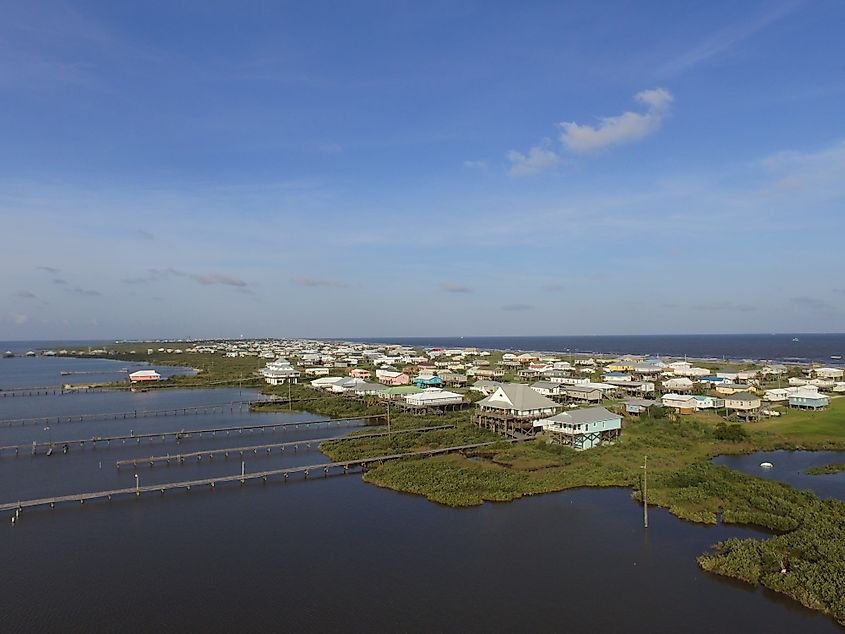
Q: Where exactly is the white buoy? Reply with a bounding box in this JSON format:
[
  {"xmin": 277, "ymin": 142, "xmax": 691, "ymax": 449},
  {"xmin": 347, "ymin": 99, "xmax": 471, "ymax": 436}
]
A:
[{"xmin": 760, "ymin": 462, "xmax": 774, "ymax": 469}]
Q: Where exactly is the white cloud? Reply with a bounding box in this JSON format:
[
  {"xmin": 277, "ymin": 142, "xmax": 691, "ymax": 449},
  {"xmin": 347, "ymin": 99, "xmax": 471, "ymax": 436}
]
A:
[
  {"xmin": 506, "ymin": 146, "xmax": 559, "ymax": 176},
  {"xmin": 760, "ymin": 139, "xmax": 845, "ymax": 197},
  {"xmin": 659, "ymin": 2, "xmax": 800, "ymax": 77},
  {"xmin": 559, "ymin": 88, "xmax": 673, "ymax": 153}
]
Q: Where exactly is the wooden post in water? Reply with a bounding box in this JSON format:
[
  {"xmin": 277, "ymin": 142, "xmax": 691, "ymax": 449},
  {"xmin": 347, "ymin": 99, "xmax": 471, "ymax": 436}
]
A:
[{"xmin": 642, "ymin": 455, "xmax": 649, "ymax": 529}]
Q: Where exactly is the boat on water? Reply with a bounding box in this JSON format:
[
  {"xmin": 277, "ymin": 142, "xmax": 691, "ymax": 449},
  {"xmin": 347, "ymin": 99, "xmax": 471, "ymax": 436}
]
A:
[
  {"xmin": 2, "ymin": 351, "xmax": 13, "ymax": 358},
  {"xmin": 831, "ymin": 355, "xmax": 842, "ymax": 360},
  {"xmin": 792, "ymin": 337, "xmax": 800, "ymax": 342},
  {"xmin": 25, "ymin": 351, "xmax": 36, "ymax": 357},
  {"xmin": 760, "ymin": 462, "xmax": 774, "ymax": 469}
]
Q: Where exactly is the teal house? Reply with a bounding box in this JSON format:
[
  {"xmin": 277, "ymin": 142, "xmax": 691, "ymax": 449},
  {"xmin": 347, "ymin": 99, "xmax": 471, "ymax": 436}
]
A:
[
  {"xmin": 789, "ymin": 390, "xmax": 829, "ymax": 410},
  {"xmin": 534, "ymin": 406, "xmax": 622, "ymax": 449},
  {"xmin": 414, "ymin": 375, "xmax": 443, "ymax": 388}
]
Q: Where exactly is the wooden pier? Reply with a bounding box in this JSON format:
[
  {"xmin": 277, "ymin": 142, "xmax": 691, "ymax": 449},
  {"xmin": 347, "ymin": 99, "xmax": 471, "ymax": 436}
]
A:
[
  {"xmin": 0, "ymin": 400, "xmax": 259, "ymax": 428},
  {"xmin": 114, "ymin": 424, "xmax": 455, "ymax": 468},
  {"xmin": 1, "ymin": 439, "xmax": 519, "ymax": 515},
  {"xmin": 0, "ymin": 415, "xmax": 385, "ymax": 457},
  {"xmin": 0, "ymin": 386, "xmax": 69, "ymax": 398}
]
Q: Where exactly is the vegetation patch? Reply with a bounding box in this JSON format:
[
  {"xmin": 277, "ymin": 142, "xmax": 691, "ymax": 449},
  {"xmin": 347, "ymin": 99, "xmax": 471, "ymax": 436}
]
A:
[{"xmin": 804, "ymin": 463, "xmax": 845, "ymax": 476}]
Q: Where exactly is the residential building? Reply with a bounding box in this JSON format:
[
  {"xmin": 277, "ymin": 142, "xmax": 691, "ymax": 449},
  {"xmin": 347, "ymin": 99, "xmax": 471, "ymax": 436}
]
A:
[{"xmin": 534, "ymin": 406, "xmax": 622, "ymax": 449}]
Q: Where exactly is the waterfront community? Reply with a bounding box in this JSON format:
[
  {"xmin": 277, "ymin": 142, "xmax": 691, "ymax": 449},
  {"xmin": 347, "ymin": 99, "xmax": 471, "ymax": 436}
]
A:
[{"xmin": 4, "ymin": 337, "xmax": 844, "ymax": 627}]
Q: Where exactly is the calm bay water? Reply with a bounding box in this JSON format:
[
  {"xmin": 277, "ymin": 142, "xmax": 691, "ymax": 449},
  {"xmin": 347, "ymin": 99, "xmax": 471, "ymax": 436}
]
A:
[
  {"xmin": 0, "ymin": 357, "xmax": 840, "ymax": 632},
  {"xmin": 714, "ymin": 451, "xmax": 845, "ymax": 502},
  {"xmin": 350, "ymin": 333, "xmax": 845, "ymax": 363},
  {"xmin": 0, "ymin": 353, "xmax": 194, "ymax": 390}
]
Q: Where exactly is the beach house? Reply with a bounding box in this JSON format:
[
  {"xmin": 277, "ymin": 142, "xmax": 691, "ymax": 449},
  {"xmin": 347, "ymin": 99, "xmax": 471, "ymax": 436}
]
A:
[
  {"xmin": 534, "ymin": 406, "xmax": 622, "ymax": 449},
  {"xmin": 473, "ymin": 384, "xmax": 559, "ymax": 435}
]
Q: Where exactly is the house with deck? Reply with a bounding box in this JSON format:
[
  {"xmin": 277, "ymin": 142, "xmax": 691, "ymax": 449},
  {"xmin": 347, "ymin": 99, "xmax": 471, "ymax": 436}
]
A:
[
  {"xmin": 662, "ymin": 393, "xmax": 698, "ymax": 414},
  {"xmin": 473, "ymin": 384, "xmax": 559, "ymax": 436},
  {"xmin": 404, "ymin": 389, "xmax": 466, "ymax": 411},
  {"xmin": 376, "ymin": 369, "xmax": 411, "ymax": 386},
  {"xmin": 562, "ymin": 384, "xmax": 604, "ymax": 403},
  {"xmin": 815, "ymin": 367, "xmax": 845, "ymax": 380},
  {"xmin": 724, "ymin": 391, "xmax": 762, "ymax": 421},
  {"xmin": 663, "ymin": 377, "xmax": 694, "ymax": 392},
  {"xmin": 716, "ymin": 383, "xmax": 756, "ymax": 396},
  {"xmin": 789, "ymin": 388, "xmax": 829, "ymax": 410},
  {"xmin": 530, "ymin": 381, "xmax": 564, "ymax": 398},
  {"xmin": 414, "ymin": 375, "xmax": 443, "ymax": 389},
  {"xmin": 534, "ymin": 406, "xmax": 622, "ymax": 449},
  {"xmin": 624, "ymin": 398, "xmax": 657, "ymax": 416},
  {"xmin": 438, "ymin": 371, "xmax": 468, "ymax": 387}
]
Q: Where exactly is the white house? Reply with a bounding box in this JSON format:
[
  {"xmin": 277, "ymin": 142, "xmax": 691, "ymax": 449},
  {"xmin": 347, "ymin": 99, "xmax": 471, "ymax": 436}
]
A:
[
  {"xmin": 406, "ymin": 389, "xmax": 464, "ymax": 408},
  {"xmin": 663, "ymin": 377, "xmax": 694, "ymax": 392},
  {"xmin": 475, "ymin": 384, "xmax": 559, "ymax": 424},
  {"xmin": 815, "ymin": 367, "xmax": 845, "ymax": 380},
  {"xmin": 662, "ymin": 393, "xmax": 698, "ymax": 412},
  {"xmin": 261, "ymin": 358, "xmax": 300, "ymax": 384},
  {"xmin": 530, "ymin": 381, "xmax": 563, "ymax": 397},
  {"xmin": 129, "ymin": 369, "xmax": 161, "ymax": 382},
  {"xmin": 310, "ymin": 376, "xmax": 345, "ymax": 390}
]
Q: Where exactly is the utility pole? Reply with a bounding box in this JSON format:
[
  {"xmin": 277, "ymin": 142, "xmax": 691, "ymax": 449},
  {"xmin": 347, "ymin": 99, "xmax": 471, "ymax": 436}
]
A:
[
  {"xmin": 387, "ymin": 400, "xmax": 391, "ymax": 436},
  {"xmin": 288, "ymin": 380, "xmax": 292, "ymax": 411},
  {"xmin": 642, "ymin": 455, "xmax": 649, "ymax": 529}
]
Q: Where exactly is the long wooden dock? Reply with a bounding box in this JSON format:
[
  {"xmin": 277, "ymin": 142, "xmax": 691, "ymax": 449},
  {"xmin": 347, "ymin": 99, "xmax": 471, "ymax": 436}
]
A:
[
  {"xmin": 0, "ymin": 400, "xmax": 260, "ymax": 428},
  {"xmin": 1, "ymin": 439, "xmax": 518, "ymax": 515},
  {"xmin": 0, "ymin": 415, "xmax": 385, "ymax": 457},
  {"xmin": 0, "ymin": 386, "xmax": 69, "ymax": 398},
  {"xmin": 114, "ymin": 424, "xmax": 455, "ymax": 467}
]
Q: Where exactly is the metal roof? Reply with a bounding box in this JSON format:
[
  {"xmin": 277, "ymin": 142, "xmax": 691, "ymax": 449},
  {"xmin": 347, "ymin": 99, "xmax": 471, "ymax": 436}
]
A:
[
  {"xmin": 478, "ymin": 383, "xmax": 558, "ymax": 411},
  {"xmin": 542, "ymin": 406, "xmax": 620, "ymax": 425}
]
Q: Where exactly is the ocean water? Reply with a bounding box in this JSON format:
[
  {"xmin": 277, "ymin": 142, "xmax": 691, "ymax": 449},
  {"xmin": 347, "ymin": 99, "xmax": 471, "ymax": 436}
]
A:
[{"xmin": 349, "ymin": 333, "xmax": 845, "ymax": 363}]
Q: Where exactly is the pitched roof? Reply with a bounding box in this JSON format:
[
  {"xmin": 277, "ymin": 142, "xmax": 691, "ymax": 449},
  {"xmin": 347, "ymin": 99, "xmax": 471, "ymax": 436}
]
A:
[
  {"xmin": 542, "ymin": 407, "xmax": 620, "ymax": 425},
  {"xmin": 531, "ymin": 381, "xmax": 559, "ymax": 390},
  {"xmin": 625, "ymin": 398, "xmax": 657, "ymax": 407},
  {"xmin": 478, "ymin": 383, "xmax": 558, "ymax": 411},
  {"xmin": 728, "ymin": 391, "xmax": 760, "ymax": 401}
]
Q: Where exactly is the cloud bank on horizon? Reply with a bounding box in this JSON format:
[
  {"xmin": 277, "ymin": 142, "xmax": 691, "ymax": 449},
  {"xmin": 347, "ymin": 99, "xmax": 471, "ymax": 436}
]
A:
[{"xmin": 1, "ymin": 0, "xmax": 843, "ymax": 340}]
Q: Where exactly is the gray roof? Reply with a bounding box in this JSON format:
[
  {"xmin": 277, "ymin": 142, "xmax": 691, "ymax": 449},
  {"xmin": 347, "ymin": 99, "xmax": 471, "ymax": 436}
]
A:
[
  {"xmin": 355, "ymin": 382, "xmax": 387, "ymax": 393},
  {"xmin": 563, "ymin": 384, "xmax": 603, "ymax": 394},
  {"xmin": 531, "ymin": 381, "xmax": 560, "ymax": 390},
  {"xmin": 625, "ymin": 398, "xmax": 657, "ymax": 407},
  {"xmin": 478, "ymin": 383, "xmax": 558, "ymax": 411},
  {"xmin": 728, "ymin": 391, "xmax": 760, "ymax": 401},
  {"xmin": 543, "ymin": 407, "xmax": 620, "ymax": 425}
]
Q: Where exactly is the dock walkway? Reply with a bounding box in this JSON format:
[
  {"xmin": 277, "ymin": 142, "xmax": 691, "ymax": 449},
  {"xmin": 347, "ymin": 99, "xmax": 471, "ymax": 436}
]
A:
[
  {"xmin": 0, "ymin": 415, "xmax": 384, "ymax": 456},
  {"xmin": 115, "ymin": 424, "xmax": 455, "ymax": 467},
  {"xmin": 0, "ymin": 400, "xmax": 258, "ymax": 428},
  {"xmin": 2, "ymin": 439, "xmax": 519, "ymax": 514}
]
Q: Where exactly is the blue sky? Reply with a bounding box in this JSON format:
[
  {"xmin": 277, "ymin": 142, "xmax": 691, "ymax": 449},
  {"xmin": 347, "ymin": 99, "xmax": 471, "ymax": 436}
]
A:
[{"xmin": 2, "ymin": 0, "xmax": 844, "ymax": 340}]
